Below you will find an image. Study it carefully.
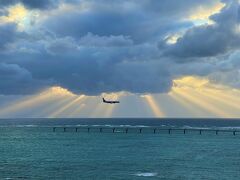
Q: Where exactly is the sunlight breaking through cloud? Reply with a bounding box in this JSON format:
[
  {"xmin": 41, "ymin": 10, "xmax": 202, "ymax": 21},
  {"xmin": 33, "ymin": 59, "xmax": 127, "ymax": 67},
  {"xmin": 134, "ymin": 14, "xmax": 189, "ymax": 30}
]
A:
[
  {"xmin": 49, "ymin": 95, "xmax": 85, "ymax": 117},
  {"xmin": 187, "ymin": 2, "xmax": 225, "ymax": 25},
  {"xmin": 1, "ymin": 76, "xmax": 240, "ymax": 118},
  {"xmin": 143, "ymin": 95, "xmax": 165, "ymax": 117},
  {"xmin": 0, "ymin": 4, "xmax": 37, "ymax": 30}
]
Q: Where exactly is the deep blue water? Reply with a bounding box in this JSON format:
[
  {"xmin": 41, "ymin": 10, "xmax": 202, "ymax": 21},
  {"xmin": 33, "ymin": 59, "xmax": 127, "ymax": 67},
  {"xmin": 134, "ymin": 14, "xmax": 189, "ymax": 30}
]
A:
[{"xmin": 1, "ymin": 118, "xmax": 240, "ymax": 179}]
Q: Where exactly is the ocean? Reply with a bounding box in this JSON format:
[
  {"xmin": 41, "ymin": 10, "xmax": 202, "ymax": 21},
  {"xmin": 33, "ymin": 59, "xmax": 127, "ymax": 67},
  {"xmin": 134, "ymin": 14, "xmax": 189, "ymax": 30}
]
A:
[{"xmin": 1, "ymin": 118, "xmax": 240, "ymax": 179}]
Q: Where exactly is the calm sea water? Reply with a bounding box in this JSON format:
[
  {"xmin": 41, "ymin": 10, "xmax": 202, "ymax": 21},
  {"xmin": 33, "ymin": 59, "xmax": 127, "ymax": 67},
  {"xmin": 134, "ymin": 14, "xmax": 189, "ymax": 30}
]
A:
[{"xmin": 1, "ymin": 118, "xmax": 240, "ymax": 179}]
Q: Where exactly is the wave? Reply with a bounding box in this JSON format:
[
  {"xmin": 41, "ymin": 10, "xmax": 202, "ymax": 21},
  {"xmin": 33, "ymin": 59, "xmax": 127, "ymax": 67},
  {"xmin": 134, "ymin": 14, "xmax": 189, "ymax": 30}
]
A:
[
  {"xmin": 0, "ymin": 125, "xmax": 40, "ymax": 128},
  {"xmin": 134, "ymin": 172, "xmax": 158, "ymax": 177},
  {"xmin": 0, "ymin": 124, "xmax": 240, "ymax": 131}
]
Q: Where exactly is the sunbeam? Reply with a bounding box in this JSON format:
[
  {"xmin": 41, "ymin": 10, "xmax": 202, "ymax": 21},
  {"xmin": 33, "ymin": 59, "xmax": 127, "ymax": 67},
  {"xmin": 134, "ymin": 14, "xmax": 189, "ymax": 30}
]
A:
[
  {"xmin": 34, "ymin": 96, "xmax": 77, "ymax": 117},
  {"xmin": 68, "ymin": 103, "xmax": 87, "ymax": 117},
  {"xmin": 203, "ymin": 88, "xmax": 240, "ymax": 109},
  {"xmin": 197, "ymin": 89, "xmax": 240, "ymax": 112},
  {"xmin": 172, "ymin": 87, "xmax": 230, "ymax": 117},
  {"xmin": 0, "ymin": 90, "xmax": 53, "ymax": 117},
  {"xmin": 90, "ymin": 96, "xmax": 105, "ymax": 118},
  {"xmin": 143, "ymin": 95, "xmax": 165, "ymax": 117},
  {"xmin": 49, "ymin": 95, "xmax": 85, "ymax": 117},
  {"xmin": 168, "ymin": 91, "xmax": 206, "ymax": 117},
  {"xmin": 0, "ymin": 76, "xmax": 240, "ymax": 118},
  {"xmin": 91, "ymin": 93, "xmax": 119, "ymax": 117},
  {"xmin": 185, "ymin": 88, "xmax": 235, "ymax": 117},
  {"xmin": 0, "ymin": 87, "xmax": 75, "ymax": 117}
]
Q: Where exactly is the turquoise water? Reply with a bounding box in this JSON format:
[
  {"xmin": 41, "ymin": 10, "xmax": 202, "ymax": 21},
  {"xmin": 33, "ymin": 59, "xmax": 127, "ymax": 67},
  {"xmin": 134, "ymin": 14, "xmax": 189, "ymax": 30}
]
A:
[{"xmin": 1, "ymin": 126, "xmax": 240, "ymax": 179}]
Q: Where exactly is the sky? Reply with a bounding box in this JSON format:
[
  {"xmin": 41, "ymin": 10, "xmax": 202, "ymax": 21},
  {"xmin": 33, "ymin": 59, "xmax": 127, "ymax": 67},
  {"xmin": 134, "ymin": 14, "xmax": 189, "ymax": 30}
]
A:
[{"xmin": 0, "ymin": 0, "xmax": 240, "ymax": 118}]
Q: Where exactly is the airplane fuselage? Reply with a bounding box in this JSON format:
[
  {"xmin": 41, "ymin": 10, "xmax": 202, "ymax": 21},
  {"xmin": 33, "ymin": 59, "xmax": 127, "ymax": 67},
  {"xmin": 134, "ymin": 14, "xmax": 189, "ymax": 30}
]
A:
[{"xmin": 102, "ymin": 98, "xmax": 120, "ymax": 104}]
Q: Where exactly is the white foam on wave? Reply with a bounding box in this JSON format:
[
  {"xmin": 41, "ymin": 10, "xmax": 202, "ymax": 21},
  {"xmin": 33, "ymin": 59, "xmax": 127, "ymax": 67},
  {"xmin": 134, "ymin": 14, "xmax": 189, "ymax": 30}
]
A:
[
  {"xmin": 219, "ymin": 126, "xmax": 240, "ymax": 130},
  {"xmin": 119, "ymin": 125, "xmax": 150, "ymax": 128},
  {"xmin": 85, "ymin": 124, "xmax": 151, "ymax": 128},
  {"xmin": 134, "ymin": 172, "xmax": 158, "ymax": 177},
  {"xmin": 76, "ymin": 124, "xmax": 88, "ymax": 127},
  {"xmin": 119, "ymin": 125, "xmax": 134, "ymax": 127},
  {"xmin": 11, "ymin": 125, "xmax": 39, "ymax": 128},
  {"xmin": 182, "ymin": 125, "xmax": 212, "ymax": 130}
]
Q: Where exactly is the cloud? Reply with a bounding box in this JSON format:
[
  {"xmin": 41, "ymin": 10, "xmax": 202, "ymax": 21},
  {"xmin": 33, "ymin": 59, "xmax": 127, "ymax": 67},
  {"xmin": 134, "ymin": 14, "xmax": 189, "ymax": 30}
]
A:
[
  {"xmin": 0, "ymin": 23, "xmax": 20, "ymax": 50},
  {"xmin": 17, "ymin": 34, "xmax": 170, "ymax": 95},
  {"xmin": 44, "ymin": 9, "xmax": 153, "ymax": 43},
  {"xmin": 207, "ymin": 50, "xmax": 240, "ymax": 88},
  {"xmin": 79, "ymin": 33, "xmax": 133, "ymax": 47},
  {"xmin": 162, "ymin": 0, "xmax": 240, "ymax": 58},
  {"xmin": 209, "ymin": 70, "xmax": 240, "ymax": 88},
  {"xmin": 0, "ymin": 63, "xmax": 49, "ymax": 94},
  {"xmin": 45, "ymin": 36, "xmax": 79, "ymax": 54},
  {"xmin": 112, "ymin": 61, "xmax": 172, "ymax": 93},
  {"xmin": 42, "ymin": 0, "xmax": 220, "ymax": 43},
  {"xmin": 143, "ymin": 0, "xmax": 220, "ymax": 15},
  {"xmin": 0, "ymin": 9, "xmax": 7, "ymax": 16},
  {"xmin": 0, "ymin": 0, "xmax": 240, "ymax": 95},
  {"xmin": 0, "ymin": 0, "xmax": 60, "ymax": 9}
]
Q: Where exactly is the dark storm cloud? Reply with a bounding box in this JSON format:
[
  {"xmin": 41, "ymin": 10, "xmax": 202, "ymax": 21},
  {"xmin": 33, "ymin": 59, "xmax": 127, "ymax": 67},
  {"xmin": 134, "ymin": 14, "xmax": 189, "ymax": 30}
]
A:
[
  {"xmin": 43, "ymin": 0, "xmax": 215, "ymax": 43},
  {"xmin": 0, "ymin": 63, "xmax": 49, "ymax": 95},
  {"xmin": 20, "ymin": 0, "xmax": 59, "ymax": 9},
  {"xmin": 0, "ymin": 0, "xmax": 60, "ymax": 9},
  {"xmin": 112, "ymin": 61, "xmax": 172, "ymax": 93},
  {"xmin": 79, "ymin": 33, "xmax": 134, "ymax": 47},
  {"xmin": 44, "ymin": 10, "xmax": 155, "ymax": 43},
  {"xmin": 143, "ymin": 0, "xmax": 218, "ymax": 15},
  {"xmin": 0, "ymin": 0, "xmax": 240, "ymax": 95},
  {"xmin": 162, "ymin": 0, "xmax": 240, "ymax": 58},
  {"xmin": 15, "ymin": 36, "xmax": 166, "ymax": 95},
  {"xmin": 208, "ymin": 50, "xmax": 240, "ymax": 88},
  {"xmin": 0, "ymin": 0, "xmax": 16, "ymax": 7},
  {"xmin": 0, "ymin": 23, "xmax": 18, "ymax": 50}
]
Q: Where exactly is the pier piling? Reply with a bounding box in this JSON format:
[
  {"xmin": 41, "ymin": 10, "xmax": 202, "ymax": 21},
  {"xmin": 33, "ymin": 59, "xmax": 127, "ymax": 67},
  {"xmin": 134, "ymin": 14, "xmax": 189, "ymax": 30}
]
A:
[{"xmin": 51, "ymin": 127, "xmax": 238, "ymax": 136}]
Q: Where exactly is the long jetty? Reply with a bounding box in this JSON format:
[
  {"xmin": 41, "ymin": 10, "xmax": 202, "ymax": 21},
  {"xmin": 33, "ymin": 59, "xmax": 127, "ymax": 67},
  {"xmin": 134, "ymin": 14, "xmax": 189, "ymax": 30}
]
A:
[{"xmin": 52, "ymin": 126, "xmax": 239, "ymax": 135}]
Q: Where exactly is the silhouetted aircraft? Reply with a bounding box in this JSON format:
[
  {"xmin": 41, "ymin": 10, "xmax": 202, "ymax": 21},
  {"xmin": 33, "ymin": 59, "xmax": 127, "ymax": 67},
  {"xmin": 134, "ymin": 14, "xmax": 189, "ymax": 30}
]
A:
[{"xmin": 102, "ymin": 98, "xmax": 120, "ymax": 104}]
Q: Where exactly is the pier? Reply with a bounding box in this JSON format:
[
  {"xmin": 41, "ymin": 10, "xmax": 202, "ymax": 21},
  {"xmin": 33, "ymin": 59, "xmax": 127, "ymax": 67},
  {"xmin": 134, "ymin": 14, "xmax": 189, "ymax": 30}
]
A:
[{"xmin": 52, "ymin": 126, "xmax": 239, "ymax": 135}]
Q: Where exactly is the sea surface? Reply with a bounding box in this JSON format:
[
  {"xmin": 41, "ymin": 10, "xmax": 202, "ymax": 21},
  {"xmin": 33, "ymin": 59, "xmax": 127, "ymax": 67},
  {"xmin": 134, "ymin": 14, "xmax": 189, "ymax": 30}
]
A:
[{"xmin": 0, "ymin": 118, "xmax": 240, "ymax": 179}]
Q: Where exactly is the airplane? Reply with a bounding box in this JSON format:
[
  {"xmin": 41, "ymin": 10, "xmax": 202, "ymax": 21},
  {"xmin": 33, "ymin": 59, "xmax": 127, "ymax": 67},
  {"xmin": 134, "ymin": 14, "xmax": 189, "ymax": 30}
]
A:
[{"xmin": 102, "ymin": 98, "xmax": 120, "ymax": 104}]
